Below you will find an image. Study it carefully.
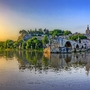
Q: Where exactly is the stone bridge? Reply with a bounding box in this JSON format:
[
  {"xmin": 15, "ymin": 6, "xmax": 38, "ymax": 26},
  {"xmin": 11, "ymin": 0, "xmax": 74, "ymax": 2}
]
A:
[{"xmin": 50, "ymin": 37, "xmax": 87, "ymax": 53}]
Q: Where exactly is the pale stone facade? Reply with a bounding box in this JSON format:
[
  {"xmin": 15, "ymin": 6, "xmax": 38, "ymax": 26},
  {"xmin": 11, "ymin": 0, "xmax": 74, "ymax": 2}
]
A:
[{"xmin": 50, "ymin": 37, "xmax": 88, "ymax": 53}]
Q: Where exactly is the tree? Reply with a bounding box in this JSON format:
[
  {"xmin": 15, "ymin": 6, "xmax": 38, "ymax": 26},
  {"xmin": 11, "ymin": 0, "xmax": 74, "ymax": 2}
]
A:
[
  {"xmin": 22, "ymin": 42, "xmax": 26, "ymax": 49},
  {"xmin": 4, "ymin": 40, "xmax": 14, "ymax": 49},
  {"xmin": 44, "ymin": 28, "xmax": 49, "ymax": 36},
  {"xmin": 69, "ymin": 34, "xmax": 87, "ymax": 40},
  {"xmin": 14, "ymin": 40, "xmax": 23, "ymax": 49},
  {"xmin": 19, "ymin": 29, "xmax": 28, "ymax": 36},
  {"xmin": 42, "ymin": 35, "xmax": 49, "ymax": 46},
  {"xmin": 26, "ymin": 37, "xmax": 43, "ymax": 49},
  {"xmin": 38, "ymin": 28, "xmax": 43, "ymax": 35},
  {"xmin": 26, "ymin": 39, "xmax": 32, "ymax": 49},
  {"xmin": 0, "ymin": 41, "xmax": 4, "ymax": 49},
  {"xmin": 51, "ymin": 29, "xmax": 64, "ymax": 37},
  {"xmin": 64, "ymin": 30, "xmax": 72, "ymax": 35}
]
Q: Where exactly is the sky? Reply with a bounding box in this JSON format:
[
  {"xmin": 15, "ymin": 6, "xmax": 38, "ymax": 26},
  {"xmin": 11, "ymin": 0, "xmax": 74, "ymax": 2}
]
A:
[{"xmin": 0, "ymin": 0, "xmax": 90, "ymax": 41}]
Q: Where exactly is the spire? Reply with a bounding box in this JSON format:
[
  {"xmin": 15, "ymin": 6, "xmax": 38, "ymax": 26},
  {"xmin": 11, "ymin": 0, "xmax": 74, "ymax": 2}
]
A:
[{"xmin": 87, "ymin": 25, "xmax": 89, "ymax": 30}]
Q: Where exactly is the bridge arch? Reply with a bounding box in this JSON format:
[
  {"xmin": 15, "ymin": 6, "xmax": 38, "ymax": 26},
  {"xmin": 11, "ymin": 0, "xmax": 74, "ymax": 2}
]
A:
[
  {"xmin": 81, "ymin": 45, "xmax": 84, "ymax": 49},
  {"xmin": 65, "ymin": 41, "xmax": 72, "ymax": 48},
  {"xmin": 76, "ymin": 44, "xmax": 79, "ymax": 49}
]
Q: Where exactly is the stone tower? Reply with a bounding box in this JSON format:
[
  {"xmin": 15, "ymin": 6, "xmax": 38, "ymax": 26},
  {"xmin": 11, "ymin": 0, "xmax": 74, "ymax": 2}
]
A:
[{"xmin": 86, "ymin": 25, "xmax": 90, "ymax": 34}]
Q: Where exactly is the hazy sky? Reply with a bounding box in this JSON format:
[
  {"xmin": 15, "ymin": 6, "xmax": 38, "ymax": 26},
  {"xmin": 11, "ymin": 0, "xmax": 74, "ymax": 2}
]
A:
[{"xmin": 0, "ymin": 0, "xmax": 90, "ymax": 41}]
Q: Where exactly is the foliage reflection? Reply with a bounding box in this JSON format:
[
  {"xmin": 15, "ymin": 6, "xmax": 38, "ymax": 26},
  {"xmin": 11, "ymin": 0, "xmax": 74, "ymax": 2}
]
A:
[{"xmin": 0, "ymin": 51, "xmax": 89, "ymax": 73}]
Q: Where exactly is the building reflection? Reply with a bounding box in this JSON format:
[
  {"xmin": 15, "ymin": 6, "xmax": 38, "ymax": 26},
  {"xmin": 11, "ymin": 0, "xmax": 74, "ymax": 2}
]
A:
[
  {"xmin": 15, "ymin": 51, "xmax": 87, "ymax": 73},
  {"xmin": 1, "ymin": 51, "xmax": 90, "ymax": 75}
]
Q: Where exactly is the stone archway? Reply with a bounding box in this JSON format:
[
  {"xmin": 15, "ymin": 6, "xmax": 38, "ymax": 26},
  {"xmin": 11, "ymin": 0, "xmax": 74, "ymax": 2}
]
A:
[
  {"xmin": 84, "ymin": 44, "xmax": 87, "ymax": 49},
  {"xmin": 65, "ymin": 41, "xmax": 72, "ymax": 48},
  {"xmin": 81, "ymin": 45, "xmax": 84, "ymax": 49},
  {"xmin": 76, "ymin": 44, "xmax": 79, "ymax": 49}
]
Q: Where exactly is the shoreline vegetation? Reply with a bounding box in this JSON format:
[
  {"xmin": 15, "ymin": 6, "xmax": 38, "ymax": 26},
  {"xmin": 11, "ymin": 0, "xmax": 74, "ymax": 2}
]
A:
[
  {"xmin": 0, "ymin": 48, "xmax": 44, "ymax": 52},
  {"xmin": 0, "ymin": 29, "xmax": 87, "ymax": 52}
]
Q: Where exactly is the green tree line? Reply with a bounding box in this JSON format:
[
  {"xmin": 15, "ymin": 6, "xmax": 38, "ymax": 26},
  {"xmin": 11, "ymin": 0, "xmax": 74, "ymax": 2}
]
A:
[
  {"xmin": 18, "ymin": 29, "xmax": 72, "ymax": 37},
  {"xmin": 0, "ymin": 35, "xmax": 49, "ymax": 50},
  {"xmin": 0, "ymin": 28, "xmax": 87, "ymax": 50}
]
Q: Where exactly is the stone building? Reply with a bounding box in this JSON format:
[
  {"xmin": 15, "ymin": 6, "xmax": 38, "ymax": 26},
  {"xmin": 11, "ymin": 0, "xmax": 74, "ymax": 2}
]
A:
[{"xmin": 86, "ymin": 25, "xmax": 90, "ymax": 34}]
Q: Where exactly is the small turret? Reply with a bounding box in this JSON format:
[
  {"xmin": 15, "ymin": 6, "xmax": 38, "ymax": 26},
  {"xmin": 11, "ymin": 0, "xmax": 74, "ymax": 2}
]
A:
[{"xmin": 87, "ymin": 25, "xmax": 89, "ymax": 30}]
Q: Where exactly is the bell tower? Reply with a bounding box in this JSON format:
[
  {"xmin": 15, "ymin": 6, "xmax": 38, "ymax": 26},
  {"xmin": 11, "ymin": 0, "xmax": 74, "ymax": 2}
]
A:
[
  {"xmin": 86, "ymin": 25, "xmax": 90, "ymax": 34},
  {"xmin": 87, "ymin": 25, "xmax": 89, "ymax": 30}
]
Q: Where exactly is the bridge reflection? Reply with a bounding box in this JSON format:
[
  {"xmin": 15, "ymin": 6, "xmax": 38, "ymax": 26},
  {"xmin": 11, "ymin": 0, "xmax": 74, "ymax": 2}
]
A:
[{"xmin": 0, "ymin": 51, "xmax": 90, "ymax": 74}]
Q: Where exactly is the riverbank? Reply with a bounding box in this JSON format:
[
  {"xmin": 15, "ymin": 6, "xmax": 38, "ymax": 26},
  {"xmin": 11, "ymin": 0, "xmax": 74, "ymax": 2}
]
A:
[
  {"xmin": 0, "ymin": 48, "xmax": 44, "ymax": 52},
  {"xmin": 44, "ymin": 47, "xmax": 90, "ymax": 54}
]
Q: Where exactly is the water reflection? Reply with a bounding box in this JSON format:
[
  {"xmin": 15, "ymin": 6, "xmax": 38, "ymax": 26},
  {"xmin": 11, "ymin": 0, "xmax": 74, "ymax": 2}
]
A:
[
  {"xmin": 0, "ymin": 51, "xmax": 14, "ymax": 60},
  {"xmin": 0, "ymin": 51, "xmax": 90, "ymax": 74}
]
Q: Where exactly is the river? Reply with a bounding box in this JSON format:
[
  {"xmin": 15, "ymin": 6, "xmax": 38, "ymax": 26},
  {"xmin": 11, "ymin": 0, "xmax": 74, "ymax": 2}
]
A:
[{"xmin": 0, "ymin": 51, "xmax": 90, "ymax": 90}]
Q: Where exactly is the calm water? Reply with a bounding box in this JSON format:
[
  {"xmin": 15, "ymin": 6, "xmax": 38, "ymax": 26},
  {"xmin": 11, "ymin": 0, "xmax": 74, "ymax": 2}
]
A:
[{"xmin": 0, "ymin": 51, "xmax": 90, "ymax": 90}]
